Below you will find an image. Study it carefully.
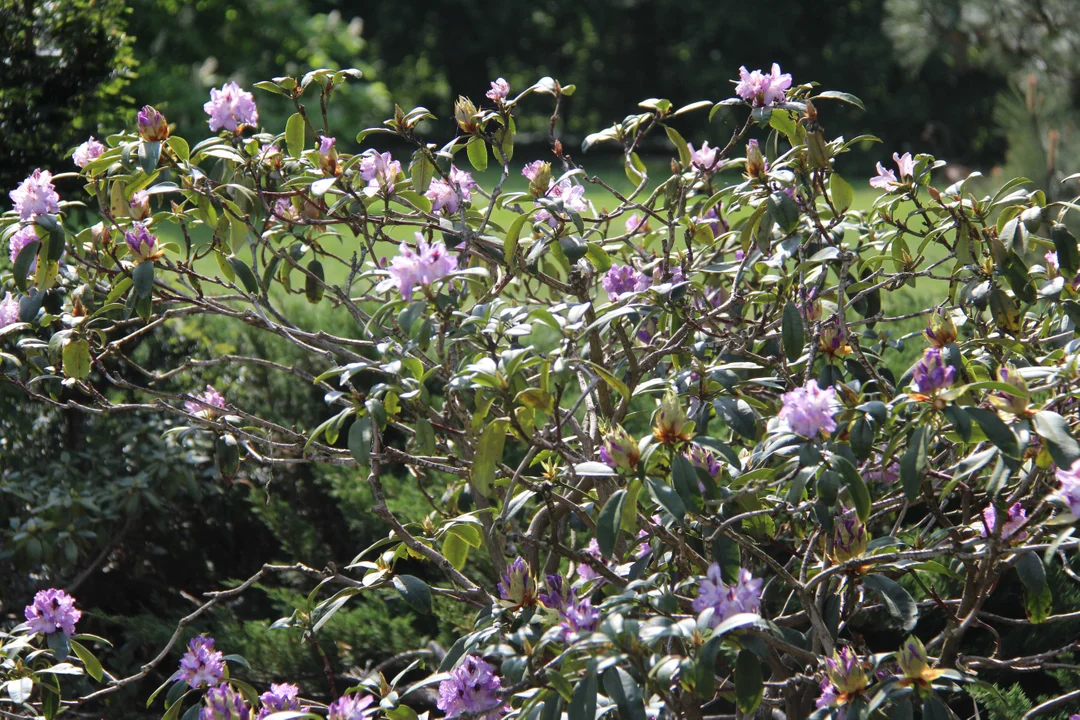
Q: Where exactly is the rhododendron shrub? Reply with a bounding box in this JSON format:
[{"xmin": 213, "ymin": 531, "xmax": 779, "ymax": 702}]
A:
[{"xmin": 4, "ymin": 61, "xmax": 1080, "ymax": 720}]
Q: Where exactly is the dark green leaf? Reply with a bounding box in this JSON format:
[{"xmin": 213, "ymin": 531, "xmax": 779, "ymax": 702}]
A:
[
  {"xmin": 734, "ymin": 649, "xmax": 763, "ymax": 714},
  {"xmin": 943, "ymin": 404, "xmax": 972, "ymax": 442},
  {"xmin": 831, "ymin": 455, "xmax": 871, "ymax": 522},
  {"xmin": 13, "ymin": 239, "xmax": 40, "ymax": 291},
  {"xmin": 1014, "ymin": 551, "xmax": 1046, "ymax": 596},
  {"xmin": 568, "ymin": 662, "xmax": 598, "ymax": 720},
  {"xmin": 602, "ymin": 667, "xmax": 647, "ymax": 720},
  {"xmin": 710, "ymin": 535, "xmax": 741, "ymax": 585},
  {"xmin": 132, "ymin": 261, "xmax": 155, "ymax": 300},
  {"xmin": 782, "ymin": 301, "xmax": 804, "ymax": 362},
  {"xmin": 862, "ymin": 574, "xmax": 918, "ymax": 631},
  {"xmin": 305, "ymin": 260, "xmax": 324, "ymax": 304},
  {"xmin": 1032, "ymin": 410, "xmax": 1080, "ymax": 468},
  {"xmin": 900, "ymin": 427, "xmax": 929, "ymax": 501},
  {"xmin": 813, "ymin": 91, "xmax": 866, "ymax": 110},
  {"xmin": 227, "ymin": 256, "xmax": 259, "ymax": 294},
  {"xmin": 767, "ymin": 191, "xmax": 800, "ymax": 234},
  {"xmin": 646, "ymin": 476, "xmax": 685, "ymax": 522},
  {"xmin": 670, "ymin": 453, "xmax": 702, "ymax": 512},
  {"xmin": 596, "ymin": 489, "xmax": 626, "ymax": 558},
  {"xmin": 46, "ymin": 632, "xmax": 70, "ymax": 661},
  {"xmin": 392, "ymin": 575, "xmax": 432, "ymax": 614},
  {"xmin": 348, "ymin": 417, "xmax": 371, "ymax": 467},
  {"xmin": 965, "ymin": 407, "xmax": 1020, "ymax": 459}
]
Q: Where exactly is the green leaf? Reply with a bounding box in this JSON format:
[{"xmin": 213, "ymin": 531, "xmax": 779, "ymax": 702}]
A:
[
  {"xmin": 443, "ymin": 532, "xmax": 469, "ymax": 570},
  {"xmin": 1032, "ymin": 410, "xmax": 1080, "ymax": 468},
  {"xmin": 862, "ymin": 574, "xmax": 918, "ymax": 631},
  {"xmin": 305, "ymin": 259, "xmax": 324, "ymax": 304},
  {"xmin": 1052, "ymin": 223, "xmax": 1080, "ymax": 275},
  {"xmin": 664, "ymin": 126, "xmax": 692, "ymax": 166},
  {"xmin": 782, "ymin": 301, "xmax": 804, "ymax": 362},
  {"xmin": 62, "ymin": 338, "xmax": 91, "ymax": 380},
  {"xmin": 413, "ymin": 418, "xmax": 436, "ymax": 455},
  {"xmin": 602, "ymin": 667, "xmax": 647, "ymax": 720},
  {"xmin": 13, "ymin": 239, "xmax": 40, "ymax": 291},
  {"xmin": 392, "ymin": 575, "xmax": 432, "ymax": 614},
  {"xmin": 472, "ymin": 419, "xmax": 508, "ymax": 497},
  {"xmin": 670, "ymin": 453, "xmax": 702, "ymax": 512},
  {"xmin": 767, "ymin": 191, "xmax": 800, "ymax": 234},
  {"xmin": 596, "ymin": 489, "xmax": 627, "ymax": 558},
  {"xmin": 285, "ymin": 113, "xmax": 305, "ymax": 158},
  {"xmin": 646, "ymin": 476, "xmax": 685, "ymax": 522},
  {"xmin": 829, "ymin": 173, "xmax": 855, "ymax": 213},
  {"xmin": 832, "ymin": 455, "xmax": 871, "ymax": 522},
  {"xmin": 734, "ymin": 649, "xmax": 763, "ymax": 714},
  {"xmin": 813, "ymin": 91, "xmax": 866, "ymax": 111},
  {"xmin": 227, "ymin": 256, "xmax": 259, "ymax": 294},
  {"xmin": 167, "ymin": 137, "xmax": 190, "ymax": 162},
  {"xmin": 466, "ymin": 137, "xmax": 488, "ymax": 172},
  {"xmin": 900, "ymin": 427, "xmax": 929, "ymax": 501},
  {"xmin": 1024, "ymin": 581, "xmax": 1052, "ymax": 623},
  {"xmin": 47, "ymin": 632, "xmax": 70, "ymax": 661},
  {"xmin": 965, "ymin": 407, "xmax": 1020, "ymax": 459},
  {"xmin": 1014, "ymin": 550, "xmax": 1046, "ymax": 596},
  {"xmin": 921, "ymin": 695, "xmax": 950, "ymax": 720},
  {"xmin": 139, "ymin": 140, "xmax": 161, "ymax": 175},
  {"xmin": 132, "ymin": 261, "xmax": 155, "ymax": 300},
  {"xmin": 585, "ymin": 361, "xmax": 630, "ymax": 400},
  {"xmin": 568, "ymin": 662, "xmax": 598, "ymax": 720},
  {"xmin": 348, "ymin": 417, "xmax": 372, "ymax": 467},
  {"xmin": 503, "ymin": 212, "xmax": 531, "ymax": 266}
]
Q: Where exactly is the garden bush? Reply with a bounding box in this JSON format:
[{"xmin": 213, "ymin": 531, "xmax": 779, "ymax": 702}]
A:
[{"xmin": 4, "ymin": 61, "xmax": 1080, "ymax": 720}]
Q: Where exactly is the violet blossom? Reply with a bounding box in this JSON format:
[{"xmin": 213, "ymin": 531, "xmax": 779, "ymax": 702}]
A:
[
  {"xmin": 870, "ymin": 152, "xmax": 914, "ymax": 190},
  {"xmin": 778, "ymin": 380, "xmax": 838, "ymax": 438},
  {"xmin": 601, "ymin": 264, "xmax": 649, "ymax": 301},
  {"xmin": 556, "ymin": 596, "xmax": 600, "ymax": 641},
  {"xmin": 625, "ymin": 213, "xmax": 647, "ymax": 234},
  {"xmin": 124, "ymin": 223, "xmax": 158, "ymax": 260},
  {"xmin": 535, "ymin": 178, "xmax": 589, "ymax": 227},
  {"xmin": 24, "ymin": 588, "xmax": 81, "ymax": 637},
  {"xmin": 9, "ymin": 225, "xmax": 39, "ymax": 273},
  {"xmin": 200, "ymin": 684, "xmax": 250, "ymax": 720},
  {"xmin": 437, "ymin": 656, "xmax": 504, "ymax": 720},
  {"xmin": 9, "ymin": 169, "xmax": 60, "ymax": 220},
  {"xmin": 692, "ymin": 563, "xmax": 763, "ymax": 627},
  {"xmin": 359, "ymin": 151, "xmax": 402, "ymax": 197},
  {"xmin": 912, "ymin": 347, "xmax": 956, "ymax": 395},
  {"xmin": 73, "ymin": 136, "xmax": 106, "ymax": 168},
  {"xmin": 573, "ymin": 538, "xmax": 606, "ymax": 582},
  {"xmin": 538, "ymin": 574, "xmax": 574, "ymax": 613},
  {"xmin": 204, "ymin": 82, "xmax": 259, "ymax": 132},
  {"xmin": 387, "ymin": 233, "xmax": 457, "ymax": 301},
  {"xmin": 1053, "ymin": 459, "xmax": 1080, "ymax": 515},
  {"xmin": 177, "ymin": 636, "xmax": 226, "ymax": 689},
  {"xmin": 326, "ymin": 693, "xmax": 375, "ymax": 720},
  {"xmin": 257, "ymin": 683, "xmax": 302, "ymax": 720},
  {"xmin": 685, "ymin": 443, "xmax": 721, "ymax": 479},
  {"xmin": 688, "ymin": 141, "xmax": 719, "ymax": 171}
]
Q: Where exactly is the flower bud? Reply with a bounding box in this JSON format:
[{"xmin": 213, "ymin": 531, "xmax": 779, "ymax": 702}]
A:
[
  {"xmin": 911, "ymin": 347, "xmax": 956, "ymax": 396},
  {"xmin": 318, "ymin": 136, "xmax": 339, "ymax": 176},
  {"xmin": 831, "ymin": 514, "xmax": 868, "ymax": 563},
  {"xmin": 988, "ymin": 363, "xmax": 1030, "ymax": 417},
  {"xmin": 454, "ymin": 96, "xmax": 479, "ymax": 134},
  {"xmin": 924, "ymin": 307, "xmax": 957, "ymax": 347},
  {"xmin": 599, "ymin": 424, "xmax": 640, "ymax": 472},
  {"xmin": 124, "ymin": 223, "xmax": 158, "ymax": 261},
  {"xmin": 529, "ymin": 162, "xmax": 552, "ymax": 198},
  {"xmin": 897, "ymin": 635, "xmax": 929, "ymax": 680},
  {"xmin": 498, "ymin": 557, "xmax": 538, "ymax": 609},
  {"xmin": 201, "ymin": 684, "xmax": 251, "ymax": 720},
  {"xmin": 819, "ymin": 319, "xmax": 852, "ymax": 359},
  {"xmin": 137, "ymin": 105, "xmax": 170, "ymax": 142},
  {"xmin": 128, "ymin": 190, "xmax": 151, "ymax": 221},
  {"xmin": 652, "ymin": 391, "xmax": 695, "ymax": 445},
  {"xmin": 745, "ymin": 139, "xmax": 767, "ymax": 180},
  {"xmin": 825, "ymin": 647, "xmax": 868, "ymax": 696}
]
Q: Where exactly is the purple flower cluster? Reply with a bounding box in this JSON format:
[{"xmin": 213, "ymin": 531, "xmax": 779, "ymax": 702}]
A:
[
  {"xmin": 556, "ymin": 596, "xmax": 601, "ymax": 641},
  {"xmin": 204, "ymin": 82, "xmax": 259, "ymax": 132},
  {"xmin": 74, "ymin": 136, "xmax": 106, "ymax": 168},
  {"xmin": 1054, "ymin": 459, "xmax": 1080, "ymax": 515},
  {"xmin": 437, "ymin": 656, "xmax": 504, "ymax": 720},
  {"xmin": 778, "ymin": 380, "xmax": 838, "ymax": 438},
  {"xmin": 200, "ymin": 684, "xmax": 250, "ymax": 720},
  {"xmin": 125, "ymin": 223, "xmax": 158, "ymax": 259},
  {"xmin": 326, "ymin": 693, "xmax": 375, "ymax": 720},
  {"xmin": 0, "ymin": 293, "xmax": 19, "ymax": 329},
  {"xmin": 178, "ymin": 636, "xmax": 226, "ymax": 689},
  {"xmin": 486, "ymin": 77, "xmax": 510, "ymax": 102},
  {"xmin": 24, "ymin": 588, "xmax": 81, "ymax": 637},
  {"xmin": 9, "ymin": 169, "xmax": 60, "ymax": 220},
  {"xmin": 688, "ymin": 141, "xmax": 719, "ymax": 171},
  {"xmin": 685, "ymin": 443, "xmax": 721, "ymax": 479},
  {"xmin": 426, "ymin": 165, "xmax": 478, "ymax": 213},
  {"xmin": 538, "ymin": 574, "xmax": 574, "ymax": 612},
  {"xmin": 692, "ymin": 563, "xmax": 763, "ymax": 627},
  {"xmin": 256, "ymin": 683, "xmax": 302, "ymax": 720},
  {"xmin": 272, "ymin": 198, "xmax": 298, "ymax": 223},
  {"xmin": 734, "ymin": 64, "xmax": 792, "ymax": 107},
  {"xmin": 625, "ymin": 213, "xmax": 646, "ymax": 234},
  {"xmin": 870, "ymin": 152, "xmax": 914, "ymax": 190},
  {"xmin": 912, "ymin": 347, "xmax": 956, "ymax": 395},
  {"xmin": 360, "ymin": 151, "xmax": 402, "ymax": 197},
  {"xmin": 387, "ymin": 233, "xmax": 457, "ymax": 301},
  {"xmin": 981, "ymin": 503, "xmax": 1027, "ymax": 540},
  {"xmin": 185, "ymin": 385, "xmax": 227, "ymax": 417},
  {"xmin": 9, "ymin": 225, "xmax": 39, "ymax": 273},
  {"xmin": 601, "ymin": 264, "xmax": 649, "ymax": 301}
]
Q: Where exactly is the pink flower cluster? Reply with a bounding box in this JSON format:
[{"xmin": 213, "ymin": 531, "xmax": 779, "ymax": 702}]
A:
[
  {"xmin": 326, "ymin": 693, "xmax": 375, "ymax": 720},
  {"xmin": 256, "ymin": 683, "xmax": 303, "ymax": 720},
  {"xmin": 870, "ymin": 152, "xmax": 915, "ymax": 190},
  {"xmin": 734, "ymin": 63, "xmax": 792, "ymax": 106},
  {"xmin": 0, "ymin": 293, "xmax": 19, "ymax": 329},
  {"xmin": 688, "ymin": 140, "xmax": 719, "ymax": 171},
  {"xmin": 360, "ymin": 151, "xmax": 402, "ymax": 197},
  {"xmin": 204, "ymin": 82, "xmax": 259, "ymax": 132},
  {"xmin": 387, "ymin": 233, "xmax": 457, "ymax": 301},
  {"xmin": 185, "ymin": 385, "xmax": 227, "ymax": 417},
  {"xmin": 1054, "ymin": 459, "xmax": 1080, "ymax": 515},
  {"xmin": 9, "ymin": 169, "xmax": 60, "ymax": 220},
  {"xmin": 426, "ymin": 165, "xmax": 478, "ymax": 213},
  {"xmin": 177, "ymin": 635, "xmax": 226, "ymax": 689},
  {"xmin": 601, "ymin": 264, "xmax": 649, "ymax": 301},
  {"xmin": 74, "ymin": 136, "xmax": 106, "ymax": 168}
]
